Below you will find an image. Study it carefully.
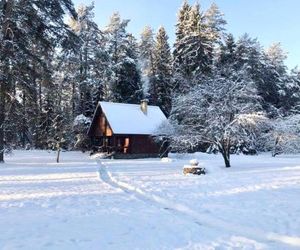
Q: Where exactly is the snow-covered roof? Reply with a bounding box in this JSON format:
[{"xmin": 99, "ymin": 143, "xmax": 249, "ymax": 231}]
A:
[{"xmin": 98, "ymin": 101, "xmax": 167, "ymax": 135}]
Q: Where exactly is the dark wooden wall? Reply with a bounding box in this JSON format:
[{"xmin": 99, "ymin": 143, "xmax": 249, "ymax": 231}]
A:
[{"xmin": 129, "ymin": 135, "xmax": 160, "ymax": 154}]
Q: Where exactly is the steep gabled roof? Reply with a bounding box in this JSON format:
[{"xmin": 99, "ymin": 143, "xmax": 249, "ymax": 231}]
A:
[{"xmin": 89, "ymin": 101, "xmax": 167, "ymax": 135}]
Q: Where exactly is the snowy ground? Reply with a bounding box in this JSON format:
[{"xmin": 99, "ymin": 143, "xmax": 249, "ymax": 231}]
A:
[{"xmin": 0, "ymin": 151, "xmax": 300, "ymax": 249}]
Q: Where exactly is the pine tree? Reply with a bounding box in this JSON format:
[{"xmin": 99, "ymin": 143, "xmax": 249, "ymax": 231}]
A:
[
  {"xmin": 150, "ymin": 27, "xmax": 173, "ymax": 115},
  {"xmin": 173, "ymin": 2, "xmax": 212, "ymax": 92},
  {"xmin": 175, "ymin": 0, "xmax": 191, "ymax": 42},
  {"xmin": 264, "ymin": 43, "xmax": 299, "ymax": 113},
  {"xmin": 259, "ymin": 43, "xmax": 286, "ymax": 112},
  {"xmin": 204, "ymin": 3, "xmax": 227, "ymax": 51},
  {"xmin": 67, "ymin": 3, "xmax": 104, "ymax": 117},
  {"xmin": 235, "ymin": 34, "xmax": 263, "ymax": 72},
  {"xmin": 184, "ymin": 2, "xmax": 211, "ymax": 77},
  {"xmin": 0, "ymin": 0, "xmax": 77, "ymax": 162},
  {"xmin": 289, "ymin": 68, "xmax": 300, "ymax": 113},
  {"xmin": 105, "ymin": 13, "xmax": 142, "ymax": 103},
  {"xmin": 173, "ymin": 0, "xmax": 192, "ymax": 92},
  {"xmin": 234, "ymin": 34, "xmax": 277, "ymax": 112},
  {"xmin": 218, "ymin": 33, "xmax": 236, "ymax": 67}
]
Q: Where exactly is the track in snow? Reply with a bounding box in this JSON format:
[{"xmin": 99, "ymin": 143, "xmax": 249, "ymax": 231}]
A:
[
  {"xmin": 98, "ymin": 161, "xmax": 192, "ymax": 217},
  {"xmin": 98, "ymin": 160, "xmax": 300, "ymax": 249}
]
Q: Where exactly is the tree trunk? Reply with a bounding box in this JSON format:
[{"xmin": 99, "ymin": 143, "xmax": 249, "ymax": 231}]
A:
[
  {"xmin": 0, "ymin": 0, "xmax": 14, "ymax": 163},
  {"xmin": 32, "ymin": 70, "xmax": 39, "ymax": 148},
  {"xmin": 222, "ymin": 152, "xmax": 231, "ymax": 168},
  {"xmin": 22, "ymin": 91, "xmax": 26, "ymax": 148},
  {"xmin": 0, "ymin": 81, "xmax": 5, "ymax": 163},
  {"xmin": 272, "ymin": 137, "xmax": 280, "ymax": 157},
  {"xmin": 56, "ymin": 147, "xmax": 61, "ymax": 163},
  {"xmin": 72, "ymin": 81, "xmax": 76, "ymax": 118},
  {"xmin": 219, "ymin": 139, "xmax": 231, "ymax": 168}
]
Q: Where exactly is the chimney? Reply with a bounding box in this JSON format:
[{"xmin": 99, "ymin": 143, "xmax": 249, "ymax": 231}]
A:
[{"xmin": 140, "ymin": 99, "xmax": 149, "ymax": 115}]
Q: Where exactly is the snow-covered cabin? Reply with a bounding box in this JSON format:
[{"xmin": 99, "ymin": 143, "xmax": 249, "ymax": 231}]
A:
[{"xmin": 88, "ymin": 100, "xmax": 168, "ymax": 158}]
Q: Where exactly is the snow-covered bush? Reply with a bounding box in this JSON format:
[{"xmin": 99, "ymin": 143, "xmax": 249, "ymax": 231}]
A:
[
  {"xmin": 231, "ymin": 113, "xmax": 271, "ymax": 154},
  {"xmin": 153, "ymin": 120, "xmax": 175, "ymax": 157},
  {"xmin": 73, "ymin": 114, "xmax": 91, "ymax": 151},
  {"xmin": 167, "ymin": 67, "xmax": 267, "ymax": 168},
  {"xmin": 268, "ymin": 115, "xmax": 300, "ymax": 156},
  {"xmin": 73, "ymin": 115, "xmax": 91, "ymax": 132}
]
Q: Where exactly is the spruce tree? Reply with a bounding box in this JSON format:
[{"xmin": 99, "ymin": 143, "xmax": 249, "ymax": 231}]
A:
[
  {"xmin": 173, "ymin": 2, "xmax": 212, "ymax": 92},
  {"xmin": 204, "ymin": 3, "xmax": 227, "ymax": 52},
  {"xmin": 173, "ymin": 0, "xmax": 192, "ymax": 92},
  {"xmin": 67, "ymin": 3, "xmax": 104, "ymax": 117},
  {"xmin": 218, "ymin": 33, "xmax": 236, "ymax": 67},
  {"xmin": 183, "ymin": 2, "xmax": 211, "ymax": 77},
  {"xmin": 105, "ymin": 13, "xmax": 142, "ymax": 104},
  {"xmin": 175, "ymin": 0, "xmax": 191, "ymax": 42},
  {"xmin": 289, "ymin": 68, "xmax": 300, "ymax": 113},
  {"xmin": 0, "ymin": 0, "xmax": 77, "ymax": 162},
  {"xmin": 150, "ymin": 27, "xmax": 173, "ymax": 115},
  {"xmin": 264, "ymin": 43, "xmax": 294, "ymax": 113}
]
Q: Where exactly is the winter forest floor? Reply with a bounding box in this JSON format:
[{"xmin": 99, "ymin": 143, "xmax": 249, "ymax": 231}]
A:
[{"xmin": 0, "ymin": 151, "xmax": 300, "ymax": 250}]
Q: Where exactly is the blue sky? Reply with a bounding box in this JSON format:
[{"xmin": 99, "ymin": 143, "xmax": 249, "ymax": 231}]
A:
[{"xmin": 73, "ymin": 0, "xmax": 299, "ymax": 69}]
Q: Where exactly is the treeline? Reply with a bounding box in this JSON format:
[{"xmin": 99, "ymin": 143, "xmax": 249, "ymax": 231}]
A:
[
  {"xmin": 164, "ymin": 2, "xmax": 300, "ymax": 167},
  {"xmin": 1, "ymin": 1, "xmax": 299, "ymax": 163}
]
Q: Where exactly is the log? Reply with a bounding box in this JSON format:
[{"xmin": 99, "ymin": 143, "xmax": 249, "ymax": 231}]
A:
[{"xmin": 183, "ymin": 166, "xmax": 206, "ymax": 175}]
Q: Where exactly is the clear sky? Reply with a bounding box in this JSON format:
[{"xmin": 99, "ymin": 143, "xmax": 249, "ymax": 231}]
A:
[{"xmin": 72, "ymin": 0, "xmax": 299, "ymax": 69}]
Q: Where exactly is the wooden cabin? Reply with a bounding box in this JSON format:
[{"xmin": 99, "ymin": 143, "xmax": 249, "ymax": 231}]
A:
[{"xmin": 88, "ymin": 100, "xmax": 168, "ymax": 158}]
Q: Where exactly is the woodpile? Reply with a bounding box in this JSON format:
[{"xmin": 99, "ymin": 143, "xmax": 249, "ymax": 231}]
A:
[{"xmin": 183, "ymin": 159, "xmax": 206, "ymax": 175}]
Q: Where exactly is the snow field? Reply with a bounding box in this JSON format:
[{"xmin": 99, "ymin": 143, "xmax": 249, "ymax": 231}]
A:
[
  {"xmin": 1, "ymin": 150, "xmax": 300, "ymax": 249},
  {"xmin": 0, "ymin": 151, "xmax": 215, "ymax": 249},
  {"xmin": 101, "ymin": 153, "xmax": 300, "ymax": 249}
]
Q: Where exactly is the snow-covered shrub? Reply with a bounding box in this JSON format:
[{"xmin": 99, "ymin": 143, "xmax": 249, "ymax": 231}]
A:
[
  {"xmin": 73, "ymin": 114, "xmax": 91, "ymax": 151},
  {"xmin": 231, "ymin": 113, "xmax": 271, "ymax": 154},
  {"xmin": 154, "ymin": 120, "xmax": 175, "ymax": 157},
  {"xmin": 73, "ymin": 115, "xmax": 91, "ymax": 132},
  {"xmin": 268, "ymin": 115, "xmax": 300, "ymax": 156}
]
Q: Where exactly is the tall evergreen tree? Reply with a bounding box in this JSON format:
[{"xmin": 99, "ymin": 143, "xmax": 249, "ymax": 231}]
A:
[
  {"xmin": 183, "ymin": 2, "xmax": 211, "ymax": 77},
  {"xmin": 234, "ymin": 34, "xmax": 271, "ymax": 107},
  {"xmin": 173, "ymin": 2, "xmax": 224, "ymax": 92},
  {"xmin": 264, "ymin": 43, "xmax": 300, "ymax": 113},
  {"xmin": 66, "ymin": 3, "xmax": 104, "ymax": 117},
  {"xmin": 218, "ymin": 33, "xmax": 236, "ymax": 67},
  {"xmin": 289, "ymin": 67, "xmax": 300, "ymax": 113},
  {"xmin": 0, "ymin": 0, "xmax": 77, "ymax": 162},
  {"xmin": 149, "ymin": 27, "xmax": 173, "ymax": 115},
  {"xmin": 173, "ymin": 0, "xmax": 192, "ymax": 92},
  {"xmin": 204, "ymin": 3, "xmax": 227, "ymax": 52},
  {"xmin": 174, "ymin": 0, "xmax": 191, "ymax": 42},
  {"xmin": 105, "ymin": 13, "xmax": 142, "ymax": 103}
]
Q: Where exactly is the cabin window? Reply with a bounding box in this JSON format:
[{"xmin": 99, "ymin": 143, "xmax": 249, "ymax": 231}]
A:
[
  {"xmin": 99, "ymin": 114, "xmax": 113, "ymax": 136},
  {"xmin": 124, "ymin": 138, "xmax": 130, "ymax": 154},
  {"xmin": 106, "ymin": 125, "xmax": 113, "ymax": 137}
]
